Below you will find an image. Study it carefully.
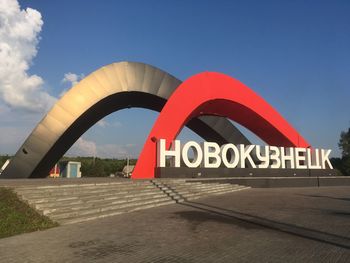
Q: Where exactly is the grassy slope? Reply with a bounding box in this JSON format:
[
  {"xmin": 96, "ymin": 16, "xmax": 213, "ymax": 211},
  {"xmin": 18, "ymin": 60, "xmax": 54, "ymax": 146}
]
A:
[{"xmin": 0, "ymin": 187, "xmax": 58, "ymax": 238}]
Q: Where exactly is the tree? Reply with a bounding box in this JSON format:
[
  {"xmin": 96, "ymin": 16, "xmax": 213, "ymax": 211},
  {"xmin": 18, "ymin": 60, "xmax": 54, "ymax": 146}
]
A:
[
  {"xmin": 337, "ymin": 128, "xmax": 350, "ymax": 176},
  {"xmin": 339, "ymin": 128, "xmax": 350, "ymax": 158}
]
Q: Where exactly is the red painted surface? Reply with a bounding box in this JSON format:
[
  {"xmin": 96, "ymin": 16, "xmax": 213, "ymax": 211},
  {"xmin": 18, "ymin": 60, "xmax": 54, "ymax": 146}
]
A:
[
  {"xmin": 49, "ymin": 164, "xmax": 60, "ymax": 178},
  {"xmin": 132, "ymin": 72, "xmax": 310, "ymax": 179}
]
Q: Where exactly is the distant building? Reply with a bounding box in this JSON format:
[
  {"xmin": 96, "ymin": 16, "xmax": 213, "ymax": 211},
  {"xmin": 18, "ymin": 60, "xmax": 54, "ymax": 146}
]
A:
[
  {"xmin": 59, "ymin": 161, "xmax": 82, "ymax": 178},
  {"xmin": 49, "ymin": 164, "xmax": 60, "ymax": 178},
  {"xmin": 122, "ymin": 165, "xmax": 134, "ymax": 178}
]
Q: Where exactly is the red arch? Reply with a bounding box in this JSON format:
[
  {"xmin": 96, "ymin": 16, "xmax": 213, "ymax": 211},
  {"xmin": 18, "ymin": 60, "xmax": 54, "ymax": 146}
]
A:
[{"xmin": 132, "ymin": 72, "xmax": 310, "ymax": 179}]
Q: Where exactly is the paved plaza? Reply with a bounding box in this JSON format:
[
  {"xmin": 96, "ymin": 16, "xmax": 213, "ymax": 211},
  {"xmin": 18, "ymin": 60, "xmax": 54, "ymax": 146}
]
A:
[{"xmin": 0, "ymin": 186, "xmax": 349, "ymax": 262}]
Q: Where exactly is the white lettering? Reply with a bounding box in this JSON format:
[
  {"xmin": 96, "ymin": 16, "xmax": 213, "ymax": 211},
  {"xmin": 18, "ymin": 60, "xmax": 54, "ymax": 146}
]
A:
[
  {"xmin": 295, "ymin": 148, "xmax": 307, "ymax": 169},
  {"xmin": 306, "ymin": 149, "xmax": 322, "ymax": 169},
  {"xmin": 239, "ymin": 145, "xmax": 256, "ymax": 168},
  {"xmin": 280, "ymin": 147, "xmax": 295, "ymax": 169},
  {"xmin": 221, "ymin": 144, "xmax": 240, "ymax": 168},
  {"xmin": 203, "ymin": 142, "xmax": 221, "ymax": 168},
  {"xmin": 182, "ymin": 141, "xmax": 203, "ymax": 168},
  {"xmin": 157, "ymin": 139, "xmax": 180, "ymax": 167},
  {"xmin": 321, "ymin": 149, "xmax": 333, "ymax": 169},
  {"xmin": 269, "ymin": 146, "xmax": 281, "ymax": 169},
  {"xmin": 156, "ymin": 139, "xmax": 333, "ymax": 170},
  {"xmin": 255, "ymin": 145, "xmax": 269, "ymax": 168}
]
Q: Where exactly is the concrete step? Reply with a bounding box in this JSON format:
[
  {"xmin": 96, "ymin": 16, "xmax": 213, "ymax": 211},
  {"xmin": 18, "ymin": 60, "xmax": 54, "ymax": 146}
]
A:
[
  {"xmin": 158, "ymin": 183, "xmax": 198, "ymax": 188},
  {"xmin": 14, "ymin": 182, "xmax": 150, "ymax": 193},
  {"xmin": 170, "ymin": 195, "xmax": 184, "ymax": 200},
  {"xmin": 183, "ymin": 186, "xmax": 246, "ymax": 194},
  {"xmin": 170, "ymin": 184, "xmax": 241, "ymax": 195},
  {"xmin": 15, "ymin": 184, "xmax": 156, "ymax": 197},
  {"xmin": 17, "ymin": 186, "xmax": 158, "ymax": 202},
  {"xmin": 12, "ymin": 179, "xmax": 250, "ymax": 225},
  {"xmin": 158, "ymin": 181, "xmax": 240, "ymax": 195},
  {"xmin": 162, "ymin": 182, "xmax": 249, "ymax": 200},
  {"xmin": 166, "ymin": 182, "xmax": 239, "ymax": 190},
  {"xmin": 34, "ymin": 190, "xmax": 163, "ymax": 209},
  {"xmin": 184, "ymin": 186, "xmax": 250, "ymax": 200},
  {"xmin": 16, "ymin": 180, "xmax": 150, "ymax": 189},
  {"xmin": 51, "ymin": 196, "xmax": 173, "ymax": 221},
  {"xmin": 154, "ymin": 181, "xmax": 202, "ymax": 185},
  {"xmin": 41, "ymin": 193, "xmax": 168, "ymax": 215},
  {"xmin": 182, "ymin": 185, "xmax": 242, "ymax": 193},
  {"xmin": 59, "ymin": 199, "xmax": 176, "ymax": 225},
  {"xmin": 167, "ymin": 184, "xmax": 246, "ymax": 194}
]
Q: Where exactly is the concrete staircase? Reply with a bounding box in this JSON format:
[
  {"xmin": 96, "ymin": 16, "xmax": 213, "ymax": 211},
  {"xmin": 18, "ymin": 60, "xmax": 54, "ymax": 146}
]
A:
[
  {"xmin": 152, "ymin": 179, "xmax": 250, "ymax": 203},
  {"xmin": 14, "ymin": 180, "xmax": 175, "ymax": 225},
  {"xmin": 13, "ymin": 179, "xmax": 249, "ymax": 225}
]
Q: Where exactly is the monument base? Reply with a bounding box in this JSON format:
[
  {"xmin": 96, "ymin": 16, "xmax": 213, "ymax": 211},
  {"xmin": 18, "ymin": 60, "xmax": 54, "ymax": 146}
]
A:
[
  {"xmin": 156, "ymin": 167, "xmax": 336, "ymax": 178},
  {"xmin": 182, "ymin": 176, "xmax": 350, "ymax": 188},
  {"xmin": 155, "ymin": 167, "xmax": 349, "ymax": 188}
]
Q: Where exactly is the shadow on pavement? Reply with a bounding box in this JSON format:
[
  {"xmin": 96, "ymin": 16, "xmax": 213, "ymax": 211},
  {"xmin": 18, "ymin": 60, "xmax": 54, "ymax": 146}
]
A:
[
  {"xmin": 322, "ymin": 210, "xmax": 350, "ymax": 217},
  {"xmin": 173, "ymin": 210, "xmax": 260, "ymax": 232},
  {"xmin": 297, "ymin": 194, "xmax": 350, "ymax": 202},
  {"xmin": 179, "ymin": 201, "xmax": 350, "ymax": 250}
]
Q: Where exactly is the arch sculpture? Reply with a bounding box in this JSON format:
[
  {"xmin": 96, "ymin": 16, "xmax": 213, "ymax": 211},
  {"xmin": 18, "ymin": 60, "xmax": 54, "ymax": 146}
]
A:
[
  {"xmin": 132, "ymin": 72, "xmax": 310, "ymax": 179},
  {"xmin": 1, "ymin": 62, "xmax": 250, "ymax": 179}
]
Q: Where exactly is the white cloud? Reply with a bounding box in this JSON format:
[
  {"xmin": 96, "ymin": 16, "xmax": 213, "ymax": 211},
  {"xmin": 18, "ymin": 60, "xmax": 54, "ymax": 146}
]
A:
[
  {"xmin": 0, "ymin": 0, "xmax": 56, "ymax": 112},
  {"xmin": 66, "ymin": 137, "xmax": 138, "ymax": 158},
  {"xmin": 97, "ymin": 119, "xmax": 109, "ymax": 127},
  {"xmin": 62, "ymin": 72, "xmax": 84, "ymax": 87},
  {"xmin": 60, "ymin": 72, "xmax": 84, "ymax": 97},
  {"xmin": 69, "ymin": 137, "xmax": 97, "ymax": 157},
  {"xmin": 96, "ymin": 119, "xmax": 122, "ymax": 128}
]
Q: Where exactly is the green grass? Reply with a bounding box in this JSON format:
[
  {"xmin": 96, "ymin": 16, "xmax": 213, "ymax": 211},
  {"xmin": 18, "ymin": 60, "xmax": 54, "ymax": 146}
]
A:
[{"xmin": 0, "ymin": 187, "xmax": 58, "ymax": 238}]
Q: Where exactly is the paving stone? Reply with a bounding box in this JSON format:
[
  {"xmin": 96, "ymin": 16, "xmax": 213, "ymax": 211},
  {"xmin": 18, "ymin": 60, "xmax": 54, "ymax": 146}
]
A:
[{"xmin": 0, "ymin": 186, "xmax": 349, "ymax": 262}]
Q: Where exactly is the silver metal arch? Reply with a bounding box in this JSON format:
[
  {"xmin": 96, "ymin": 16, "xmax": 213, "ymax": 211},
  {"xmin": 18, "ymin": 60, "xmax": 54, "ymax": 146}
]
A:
[{"xmin": 1, "ymin": 62, "xmax": 250, "ymax": 179}]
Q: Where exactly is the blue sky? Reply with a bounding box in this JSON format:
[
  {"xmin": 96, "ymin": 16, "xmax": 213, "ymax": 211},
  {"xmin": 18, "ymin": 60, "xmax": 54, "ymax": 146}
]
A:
[{"xmin": 0, "ymin": 0, "xmax": 349, "ymax": 158}]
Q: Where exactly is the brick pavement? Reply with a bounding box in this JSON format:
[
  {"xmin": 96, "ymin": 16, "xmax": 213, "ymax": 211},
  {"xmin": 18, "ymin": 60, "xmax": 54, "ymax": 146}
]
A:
[{"xmin": 0, "ymin": 186, "xmax": 349, "ymax": 262}]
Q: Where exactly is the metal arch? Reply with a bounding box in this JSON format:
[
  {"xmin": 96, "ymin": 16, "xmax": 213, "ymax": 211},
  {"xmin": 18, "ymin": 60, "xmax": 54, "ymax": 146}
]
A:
[
  {"xmin": 1, "ymin": 62, "xmax": 251, "ymax": 179},
  {"xmin": 132, "ymin": 72, "xmax": 310, "ymax": 179}
]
